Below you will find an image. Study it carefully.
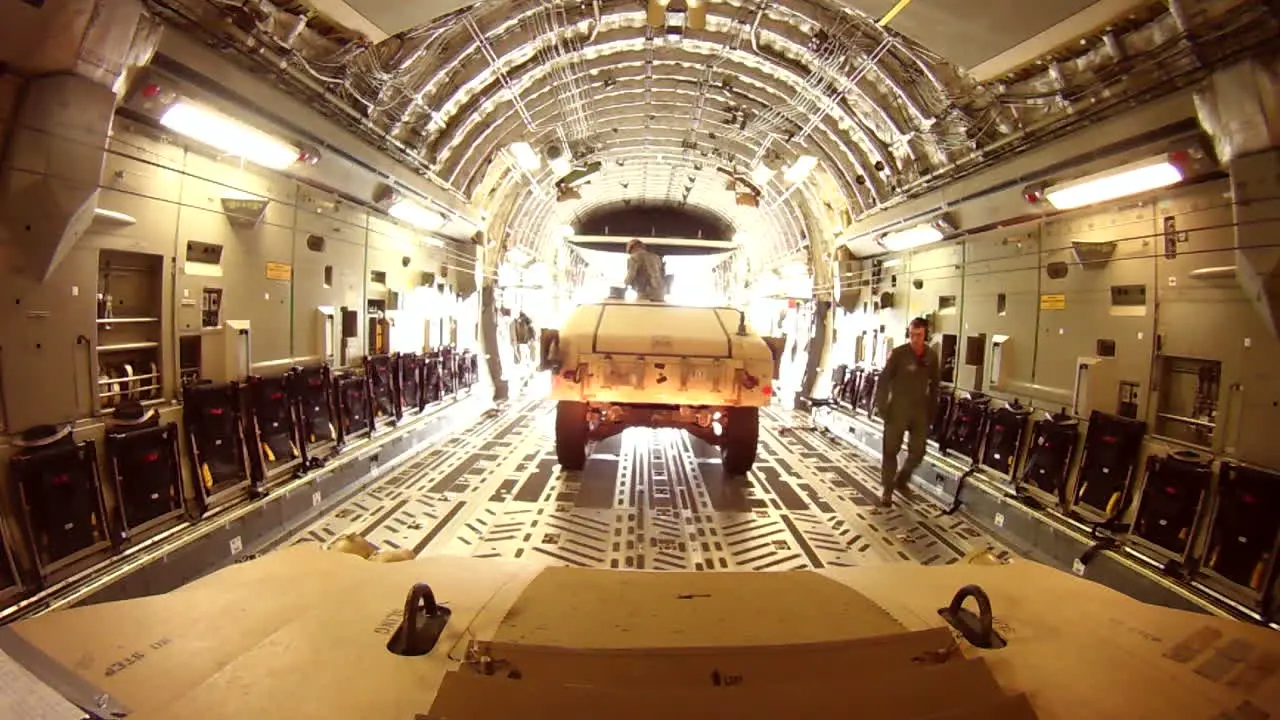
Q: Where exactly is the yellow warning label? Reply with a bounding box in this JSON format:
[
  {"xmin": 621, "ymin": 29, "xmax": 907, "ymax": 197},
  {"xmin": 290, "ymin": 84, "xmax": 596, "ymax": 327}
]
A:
[
  {"xmin": 266, "ymin": 262, "xmax": 292, "ymax": 281},
  {"xmin": 1040, "ymin": 293, "xmax": 1066, "ymax": 310}
]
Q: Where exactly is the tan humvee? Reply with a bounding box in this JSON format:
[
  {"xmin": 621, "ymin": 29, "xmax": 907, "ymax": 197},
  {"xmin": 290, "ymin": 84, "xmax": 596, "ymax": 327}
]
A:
[{"xmin": 542, "ymin": 301, "xmax": 783, "ymax": 475}]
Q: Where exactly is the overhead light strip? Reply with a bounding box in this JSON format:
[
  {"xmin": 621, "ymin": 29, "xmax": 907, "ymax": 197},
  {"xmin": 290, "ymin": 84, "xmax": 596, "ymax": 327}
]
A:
[
  {"xmin": 880, "ymin": 223, "xmax": 943, "ymax": 252},
  {"xmin": 388, "ymin": 198, "xmax": 446, "ymax": 232},
  {"xmin": 1043, "ymin": 155, "xmax": 1185, "ymax": 210},
  {"xmin": 160, "ymin": 101, "xmax": 299, "ymax": 170}
]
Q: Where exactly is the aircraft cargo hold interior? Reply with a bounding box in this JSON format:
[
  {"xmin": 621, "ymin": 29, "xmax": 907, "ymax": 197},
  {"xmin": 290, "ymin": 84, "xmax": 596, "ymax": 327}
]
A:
[{"xmin": 3, "ymin": 0, "xmax": 1280, "ymax": 718}]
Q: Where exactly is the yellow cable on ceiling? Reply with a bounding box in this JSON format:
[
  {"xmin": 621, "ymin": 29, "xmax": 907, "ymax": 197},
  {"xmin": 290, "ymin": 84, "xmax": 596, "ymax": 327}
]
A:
[{"xmin": 878, "ymin": 0, "xmax": 915, "ymax": 27}]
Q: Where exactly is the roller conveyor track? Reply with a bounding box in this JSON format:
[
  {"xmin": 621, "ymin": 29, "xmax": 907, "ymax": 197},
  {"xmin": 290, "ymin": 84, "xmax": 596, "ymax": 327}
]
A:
[{"xmin": 282, "ymin": 401, "xmax": 1014, "ymax": 570}]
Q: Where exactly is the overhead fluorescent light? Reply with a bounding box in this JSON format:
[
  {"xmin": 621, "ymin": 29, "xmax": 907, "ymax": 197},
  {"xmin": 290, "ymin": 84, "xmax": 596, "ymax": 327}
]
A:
[
  {"xmin": 93, "ymin": 208, "xmax": 137, "ymax": 225},
  {"xmin": 750, "ymin": 164, "xmax": 774, "ymax": 186},
  {"xmin": 880, "ymin": 223, "xmax": 944, "ymax": 252},
  {"xmin": 506, "ymin": 246, "xmax": 533, "ymax": 266},
  {"xmin": 554, "ymin": 224, "xmax": 575, "ymax": 238},
  {"xmin": 510, "ymin": 142, "xmax": 542, "ymax": 171},
  {"xmin": 388, "ymin": 198, "xmax": 445, "ymax": 231},
  {"xmin": 783, "ymin": 155, "xmax": 818, "ymax": 185},
  {"xmin": 160, "ymin": 101, "xmax": 300, "ymax": 170},
  {"xmin": 1044, "ymin": 156, "xmax": 1184, "ymax": 210},
  {"xmin": 549, "ymin": 155, "xmax": 572, "ymax": 177},
  {"xmin": 733, "ymin": 231, "xmax": 751, "ymax": 245},
  {"xmin": 779, "ymin": 261, "xmax": 808, "ymax": 277}
]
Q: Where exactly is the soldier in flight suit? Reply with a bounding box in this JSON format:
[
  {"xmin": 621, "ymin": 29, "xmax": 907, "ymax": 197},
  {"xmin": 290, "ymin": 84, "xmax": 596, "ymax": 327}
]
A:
[
  {"xmin": 624, "ymin": 239, "xmax": 667, "ymax": 301},
  {"xmin": 874, "ymin": 317, "xmax": 941, "ymax": 507}
]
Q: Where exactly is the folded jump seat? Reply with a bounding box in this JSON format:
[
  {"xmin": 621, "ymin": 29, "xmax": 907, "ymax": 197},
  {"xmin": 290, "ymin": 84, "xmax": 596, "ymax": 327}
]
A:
[
  {"xmin": 930, "ymin": 390, "xmax": 955, "ymax": 445},
  {"xmin": 842, "ymin": 367, "xmax": 862, "ymax": 410},
  {"xmin": 247, "ymin": 374, "xmax": 302, "ymax": 485},
  {"xmin": 1016, "ymin": 411, "xmax": 1081, "ymax": 505},
  {"xmin": 941, "ymin": 393, "xmax": 990, "ymax": 463},
  {"xmin": 366, "ymin": 354, "xmax": 399, "ymax": 425},
  {"xmin": 183, "ymin": 381, "xmax": 254, "ymax": 505},
  {"xmin": 1072, "ymin": 411, "xmax": 1147, "ymax": 523},
  {"xmin": 855, "ymin": 368, "xmax": 879, "ymax": 417},
  {"xmin": 457, "ymin": 350, "xmax": 473, "ymax": 390},
  {"xmin": 1203, "ymin": 462, "xmax": 1280, "ymax": 597},
  {"xmin": 9, "ymin": 424, "xmax": 113, "ymax": 577},
  {"xmin": 979, "ymin": 400, "xmax": 1032, "ymax": 478},
  {"xmin": 1132, "ymin": 450, "xmax": 1213, "ymax": 559},
  {"xmin": 397, "ymin": 353, "xmax": 424, "ymax": 414},
  {"xmin": 0, "ymin": 529, "xmax": 19, "ymax": 603},
  {"xmin": 105, "ymin": 402, "xmax": 185, "ymax": 537},
  {"xmin": 337, "ymin": 373, "xmax": 372, "ymax": 444},
  {"xmin": 424, "ymin": 351, "xmax": 443, "ymax": 403},
  {"xmin": 830, "ymin": 364, "xmax": 848, "ymax": 404},
  {"xmin": 440, "ymin": 347, "xmax": 457, "ymax": 395},
  {"xmin": 291, "ymin": 365, "xmax": 337, "ymax": 465}
]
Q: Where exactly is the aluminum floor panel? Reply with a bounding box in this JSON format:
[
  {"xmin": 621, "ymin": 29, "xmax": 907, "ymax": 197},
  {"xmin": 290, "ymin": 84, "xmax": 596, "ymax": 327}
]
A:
[{"xmin": 281, "ymin": 402, "xmax": 1014, "ymax": 570}]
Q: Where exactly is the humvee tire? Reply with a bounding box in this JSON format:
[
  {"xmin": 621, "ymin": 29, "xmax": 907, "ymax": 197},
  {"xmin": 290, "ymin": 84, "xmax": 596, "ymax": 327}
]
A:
[
  {"xmin": 556, "ymin": 400, "xmax": 589, "ymax": 471},
  {"xmin": 721, "ymin": 406, "xmax": 759, "ymax": 476}
]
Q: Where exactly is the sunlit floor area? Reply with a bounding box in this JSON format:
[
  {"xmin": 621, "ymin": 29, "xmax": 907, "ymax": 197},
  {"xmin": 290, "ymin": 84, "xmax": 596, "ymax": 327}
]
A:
[{"xmin": 279, "ymin": 395, "xmax": 1013, "ymax": 571}]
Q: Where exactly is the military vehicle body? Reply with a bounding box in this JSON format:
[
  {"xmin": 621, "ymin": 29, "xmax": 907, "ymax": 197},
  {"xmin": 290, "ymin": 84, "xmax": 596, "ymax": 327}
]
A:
[{"xmin": 542, "ymin": 301, "xmax": 783, "ymax": 474}]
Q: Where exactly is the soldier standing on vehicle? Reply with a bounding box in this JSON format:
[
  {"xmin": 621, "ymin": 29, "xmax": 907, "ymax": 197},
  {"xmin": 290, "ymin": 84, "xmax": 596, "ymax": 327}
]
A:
[
  {"xmin": 874, "ymin": 317, "xmax": 941, "ymax": 508},
  {"xmin": 624, "ymin": 239, "xmax": 667, "ymax": 302}
]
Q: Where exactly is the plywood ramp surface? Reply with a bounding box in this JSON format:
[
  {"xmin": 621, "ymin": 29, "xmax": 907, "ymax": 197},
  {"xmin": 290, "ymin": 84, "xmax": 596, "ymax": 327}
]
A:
[
  {"xmin": 491, "ymin": 566, "xmax": 904, "ymax": 647},
  {"xmin": 826, "ymin": 562, "xmax": 1280, "ymax": 720},
  {"xmin": 8, "ymin": 546, "xmax": 544, "ymax": 720},
  {"xmin": 425, "ymin": 664, "xmax": 1036, "ymax": 719},
  {"xmin": 478, "ymin": 630, "xmax": 959, "ymax": 686},
  {"xmin": 7, "ymin": 546, "xmax": 1280, "ymax": 719}
]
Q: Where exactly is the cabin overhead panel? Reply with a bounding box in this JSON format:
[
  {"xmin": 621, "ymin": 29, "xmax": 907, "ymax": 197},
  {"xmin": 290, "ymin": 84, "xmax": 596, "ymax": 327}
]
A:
[
  {"xmin": 307, "ymin": 0, "xmax": 475, "ymax": 40},
  {"xmin": 840, "ymin": 0, "xmax": 1143, "ymax": 74}
]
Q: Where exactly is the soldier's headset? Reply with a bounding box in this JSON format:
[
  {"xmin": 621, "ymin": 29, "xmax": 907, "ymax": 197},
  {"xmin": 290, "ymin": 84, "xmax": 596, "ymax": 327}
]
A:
[{"xmin": 905, "ymin": 317, "xmax": 932, "ymax": 342}]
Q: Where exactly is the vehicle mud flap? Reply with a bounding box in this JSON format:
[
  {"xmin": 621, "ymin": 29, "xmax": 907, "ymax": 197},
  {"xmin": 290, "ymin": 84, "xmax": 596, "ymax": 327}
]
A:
[
  {"xmin": 539, "ymin": 329, "xmax": 562, "ymax": 372},
  {"xmin": 762, "ymin": 336, "xmax": 786, "ymax": 380},
  {"xmin": 555, "ymin": 401, "xmax": 589, "ymax": 471},
  {"xmin": 387, "ymin": 583, "xmax": 452, "ymax": 657},
  {"xmin": 937, "ymin": 585, "xmax": 1005, "ymax": 649},
  {"xmin": 721, "ymin": 406, "xmax": 760, "ymax": 476}
]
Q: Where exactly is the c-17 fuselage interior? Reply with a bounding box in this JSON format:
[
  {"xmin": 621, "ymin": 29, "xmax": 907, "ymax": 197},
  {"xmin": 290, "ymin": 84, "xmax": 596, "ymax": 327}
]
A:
[{"xmin": 0, "ymin": 0, "xmax": 1279, "ymax": 717}]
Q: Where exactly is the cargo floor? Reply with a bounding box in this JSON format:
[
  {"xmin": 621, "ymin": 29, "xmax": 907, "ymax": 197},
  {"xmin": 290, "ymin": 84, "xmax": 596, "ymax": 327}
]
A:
[{"xmin": 282, "ymin": 399, "xmax": 1014, "ymax": 570}]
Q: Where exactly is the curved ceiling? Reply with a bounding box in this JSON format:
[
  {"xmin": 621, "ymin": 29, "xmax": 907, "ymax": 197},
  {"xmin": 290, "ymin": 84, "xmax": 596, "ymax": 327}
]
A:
[
  {"xmin": 154, "ymin": 0, "xmax": 1221, "ymax": 276},
  {"xmin": 576, "ymin": 203, "xmax": 734, "ymax": 241},
  {"xmin": 420, "ymin": 0, "xmax": 994, "ymax": 267}
]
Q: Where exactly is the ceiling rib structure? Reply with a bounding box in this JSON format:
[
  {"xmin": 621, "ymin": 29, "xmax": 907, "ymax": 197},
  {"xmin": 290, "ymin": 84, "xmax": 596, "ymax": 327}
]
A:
[
  {"xmin": 147, "ymin": 0, "xmax": 1279, "ymax": 276},
  {"xmin": 147, "ymin": 0, "xmax": 1000, "ymax": 270}
]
